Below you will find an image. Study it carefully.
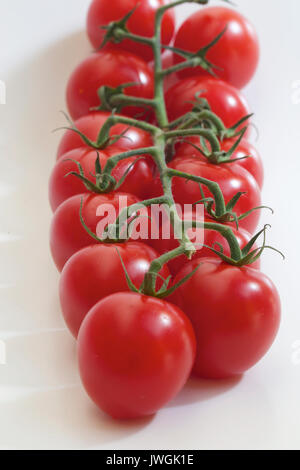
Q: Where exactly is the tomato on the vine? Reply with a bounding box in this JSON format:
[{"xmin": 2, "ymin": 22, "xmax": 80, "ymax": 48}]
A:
[
  {"xmin": 173, "ymin": 7, "xmax": 259, "ymax": 89},
  {"xmin": 50, "ymin": 192, "xmax": 144, "ymax": 271},
  {"xmin": 78, "ymin": 292, "xmax": 195, "ymax": 419},
  {"xmin": 56, "ymin": 112, "xmax": 153, "ymax": 160},
  {"xmin": 172, "ymin": 258, "xmax": 281, "ymax": 379},
  {"xmin": 59, "ymin": 242, "xmax": 170, "ymax": 338},
  {"xmin": 49, "ymin": 147, "xmax": 154, "ymax": 211},
  {"xmin": 165, "ymin": 77, "xmax": 251, "ymax": 133},
  {"xmin": 177, "ymin": 137, "xmax": 264, "ymax": 189},
  {"xmin": 169, "ymin": 156, "xmax": 261, "ymax": 233},
  {"xmin": 66, "ymin": 50, "xmax": 154, "ymax": 120},
  {"xmin": 151, "ymin": 211, "xmax": 261, "ymax": 275},
  {"xmin": 87, "ymin": 0, "xmax": 175, "ymax": 62}
]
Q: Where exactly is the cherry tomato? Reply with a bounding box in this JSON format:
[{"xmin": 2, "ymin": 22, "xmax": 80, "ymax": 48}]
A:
[
  {"xmin": 49, "ymin": 147, "xmax": 154, "ymax": 211},
  {"xmin": 50, "ymin": 192, "xmax": 143, "ymax": 271},
  {"xmin": 59, "ymin": 243, "xmax": 170, "ymax": 338},
  {"xmin": 78, "ymin": 292, "xmax": 196, "ymax": 419},
  {"xmin": 173, "ymin": 7, "xmax": 259, "ymax": 89},
  {"xmin": 172, "ymin": 258, "xmax": 281, "ymax": 379},
  {"xmin": 165, "ymin": 77, "xmax": 251, "ymax": 134},
  {"xmin": 151, "ymin": 211, "xmax": 260, "ymax": 275},
  {"xmin": 66, "ymin": 50, "xmax": 154, "ymax": 120},
  {"xmin": 87, "ymin": 0, "xmax": 175, "ymax": 62},
  {"xmin": 177, "ymin": 137, "xmax": 264, "ymax": 189},
  {"xmin": 168, "ymin": 156, "xmax": 261, "ymax": 233},
  {"xmin": 57, "ymin": 112, "xmax": 153, "ymax": 160}
]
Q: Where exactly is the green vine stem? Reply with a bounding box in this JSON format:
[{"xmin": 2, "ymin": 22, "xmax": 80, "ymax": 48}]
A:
[{"xmin": 73, "ymin": 0, "xmax": 272, "ymax": 297}]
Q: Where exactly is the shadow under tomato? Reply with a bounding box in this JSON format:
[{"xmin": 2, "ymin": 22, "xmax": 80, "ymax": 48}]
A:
[{"xmin": 168, "ymin": 375, "xmax": 242, "ymax": 408}]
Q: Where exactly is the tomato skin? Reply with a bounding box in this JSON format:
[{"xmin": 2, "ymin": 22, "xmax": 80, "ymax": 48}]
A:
[
  {"xmin": 172, "ymin": 258, "xmax": 281, "ymax": 379},
  {"xmin": 165, "ymin": 77, "xmax": 251, "ymax": 134},
  {"xmin": 168, "ymin": 156, "xmax": 261, "ymax": 233},
  {"xmin": 57, "ymin": 112, "xmax": 153, "ymax": 160},
  {"xmin": 152, "ymin": 214, "xmax": 260, "ymax": 275},
  {"xmin": 78, "ymin": 292, "xmax": 196, "ymax": 419},
  {"xmin": 66, "ymin": 50, "xmax": 154, "ymax": 120},
  {"xmin": 49, "ymin": 147, "xmax": 154, "ymax": 211},
  {"xmin": 87, "ymin": 0, "xmax": 175, "ymax": 62},
  {"xmin": 177, "ymin": 137, "xmax": 264, "ymax": 190},
  {"xmin": 50, "ymin": 192, "xmax": 140, "ymax": 271},
  {"xmin": 173, "ymin": 7, "xmax": 259, "ymax": 89},
  {"xmin": 59, "ymin": 243, "xmax": 170, "ymax": 338},
  {"xmin": 221, "ymin": 139, "xmax": 264, "ymax": 190}
]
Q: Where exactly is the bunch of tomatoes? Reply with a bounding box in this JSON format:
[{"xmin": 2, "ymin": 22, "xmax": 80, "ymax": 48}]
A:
[{"xmin": 49, "ymin": 0, "xmax": 281, "ymax": 420}]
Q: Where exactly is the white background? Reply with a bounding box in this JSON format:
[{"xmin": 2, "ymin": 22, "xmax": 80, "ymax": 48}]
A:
[{"xmin": 0, "ymin": 0, "xmax": 299, "ymax": 450}]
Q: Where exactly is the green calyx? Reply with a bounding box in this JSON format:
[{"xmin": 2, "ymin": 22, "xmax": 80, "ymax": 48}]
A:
[{"xmin": 64, "ymin": 0, "xmax": 283, "ymax": 298}]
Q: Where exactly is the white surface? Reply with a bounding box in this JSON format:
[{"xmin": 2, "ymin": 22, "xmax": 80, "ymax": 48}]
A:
[{"xmin": 0, "ymin": 0, "xmax": 299, "ymax": 450}]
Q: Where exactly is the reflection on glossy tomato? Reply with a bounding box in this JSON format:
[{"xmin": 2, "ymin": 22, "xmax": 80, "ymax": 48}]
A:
[
  {"xmin": 57, "ymin": 112, "xmax": 153, "ymax": 159},
  {"xmin": 50, "ymin": 192, "xmax": 141, "ymax": 271},
  {"xmin": 177, "ymin": 137, "xmax": 264, "ymax": 189},
  {"xmin": 169, "ymin": 156, "xmax": 261, "ymax": 233},
  {"xmin": 87, "ymin": 0, "xmax": 175, "ymax": 62},
  {"xmin": 66, "ymin": 50, "xmax": 153, "ymax": 120},
  {"xmin": 49, "ymin": 147, "xmax": 154, "ymax": 211},
  {"xmin": 172, "ymin": 258, "xmax": 281, "ymax": 379},
  {"xmin": 151, "ymin": 211, "xmax": 261, "ymax": 275},
  {"xmin": 78, "ymin": 292, "xmax": 196, "ymax": 419},
  {"xmin": 173, "ymin": 7, "xmax": 259, "ymax": 89},
  {"xmin": 165, "ymin": 77, "xmax": 251, "ymax": 134},
  {"xmin": 60, "ymin": 242, "xmax": 170, "ymax": 338}
]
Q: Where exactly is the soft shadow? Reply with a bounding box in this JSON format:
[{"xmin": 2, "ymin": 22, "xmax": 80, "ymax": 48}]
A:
[
  {"xmin": 0, "ymin": 31, "xmax": 91, "ymax": 332},
  {"xmin": 0, "ymin": 386, "xmax": 153, "ymax": 450},
  {"xmin": 168, "ymin": 375, "xmax": 242, "ymax": 408}
]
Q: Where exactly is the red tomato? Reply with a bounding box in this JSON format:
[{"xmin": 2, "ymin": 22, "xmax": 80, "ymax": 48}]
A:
[
  {"xmin": 172, "ymin": 258, "xmax": 281, "ymax": 379},
  {"xmin": 59, "ymin": 243, "xmax": 170, "ymax": 338},
  {"xmin": 66, "ymin": 50, "xmax": 154, "ymax": 120},
  {"xmin": 177, "ymin": 137, "xmax": 264, "ymax": 189},
  {"xmin": 173, "ymin": 7, "xmax": 259, "ymax": 89},
  {"xmin": 87, "ymin": 0, "xmax": 175, "ymax": 62},
  {"xmin": 49, "ymin": 147, "xmax": 154, "ymax": 211},
  {"xmin": 152, "ymin": 212, "xmax": 261, "ymax": 275},
  {"xmin": 57, "ymin": 112, "xmax": 153, "ymax": 160},
  {"xmin": 168, "ymin": 156, "xmax": 261, "ymax": 233},
  {"xmin": 78, "ymin": 292, "xmax": 196, "ymax": 419},
  {"xmin": 50, "ymin": 192, "xmax": 142, "ymax": 271},
  {"xmin": 165, "ymin": 77, "xmax": 251, "ymax": 133}
]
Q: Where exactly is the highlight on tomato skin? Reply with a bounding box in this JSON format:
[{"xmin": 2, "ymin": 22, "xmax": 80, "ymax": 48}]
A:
[
  {"xmin": 173, "ymin": 6, "xmax": 260, "ymax": 89},
  {"xmin": 49, "ymin": 147, "xmax": 154, "ymax": 212},
  {"xmin": 66, "ymin": 49, "xmax": 154, "ymax": 120},
  {"xmin": 165, "ymin": 77, "xmax": 252, "ymax": 137},
  {"xmin": 149, "ymin": 155, "xmax": 262, "ymax": 234},
  {"xmin": 56, "ymin": 112, "xmax": 153, "ymax": 160},
  {"xmin": 50, "ymin": 192, "xmax": 142, "ymax": 271},
  {"xmin": 171, "ymin": 257, "xmax": 281, "ymax": 380},
  {"xmin": 59, "ymin": 243, "xmax": 170, "ymax": 338},
  {"xmin": 77, "ymin": 292, "xmax": 196, "ymax": 420},
  {"xmin": 176, "ymin": 137, "xmax": 264, "ymax": 190},
  {"xmin": 87, "ymin": 0, "xmax": 176, "ymax": 62}
]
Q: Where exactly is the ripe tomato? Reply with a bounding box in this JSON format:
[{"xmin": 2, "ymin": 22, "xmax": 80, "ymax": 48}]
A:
[
  {"xmin": 66, "ymin": 49, "xmax": 154, "ymax": 120},
  {"xmin": 49, "ymin": 147, "xmax": 154, "ymax": 211},
  {"xmin": 151, "ymin": 212, "xmax": 261, "ymax": 275},
  {"xmin": 87, "ymin": 0, "xmax": 175, "ymax": 62},
  {"xmin": 172, "ymin": 258, "xmax": 281, "ymax": 379},
  {"xmin": 177, "ymin": 137, "xmax": 264, "ymax": 189},
  {"xmin": 168, "ymin": 156, "xmax": 261, "ymax": 233},
  {"xmin": 173, "ymin": 7, "xmax": 259, "ymax": 89},
  {"xmin": 59, "ymin": 243, "xmax": 170, "ymax": 338},
  {"xmin": 165, "ymin": 77, "xmax": 251, "ymax": 133},
  {"xmin": 50, "ymin": 192, "xmax": 142, "ymax": 271},
  {"xmin": 78, "ymin": 292, "xmax": 196, "ymax": 419},
  {"xmin": 57, "ymin": 112, "xmax": 153, "ymax": 160}
]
